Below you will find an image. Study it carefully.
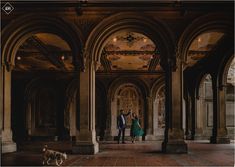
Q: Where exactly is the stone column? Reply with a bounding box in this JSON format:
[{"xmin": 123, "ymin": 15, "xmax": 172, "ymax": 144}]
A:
[
  {"xmin": 72, "ymin": 62, "xmax": 99, "ymax": 154},
  {"xmin": 1, "ymin": 65, "xmax": 17, "ymax": 153},
  {"xmin": 210, "ymin": 78, "xmax": 230, "ymax": 144},
  {"xmin": 153, "ymin": 98, "xmax": 158, "ymax": 136},
  {"xmin": 190, "ymin": 93, "xmax": 196, "ymax": 140},
  {"xmin": 26, "ymin": 102, "xmax": 32, "ymax": 138},
  {"xmin": 195, "ymin": 96, "xmax": 203, "ymax": 139},
  {"xmin": 162, "ymin": 60, "xmax": 187, "ymax": 153},
  {"xmin": 69, "ymin": 97, "xmax": 77, "ymax": 138},
  {"xmin": 185, "ymin": 96, "xmax": 193, "ymax": 140},
  {"xmin": 145, "ymin": 96, "xmax": 154, "ymax": 140}
]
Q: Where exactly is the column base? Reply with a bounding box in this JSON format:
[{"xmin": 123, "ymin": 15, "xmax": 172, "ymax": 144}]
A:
[
  {"xmin": 145, "ymin": 135, "xmax": 164, "ymax": 141},
  {"xmin": 185, "ymin": 130, "xmax": 194, "ymax": 140},
  {"xmin": 210, "ymin": 136, "xmax": 230, "ymax": 144},
  {"xmin": 162, "ymin": 140, "xmax": 188, "ymax": 153},
  {"xmin": 72, "ymin": 142, "xmax": 99, "ymax": 154},
  {"xmin": 145, "ymin": 135, "xmax": 156, "ymax": 140},
  {"xmin": 185, "ymin": 134, "xmax": 194, "ymax": 140},
  {"xmin": 2, "ymin": 141, "xmax": 17, "ymax": 153}
]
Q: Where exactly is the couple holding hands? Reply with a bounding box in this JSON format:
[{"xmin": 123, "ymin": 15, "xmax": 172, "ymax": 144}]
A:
[{"xmin": 117, "ymin": 109, "xmax": 144, "ymax": 144}]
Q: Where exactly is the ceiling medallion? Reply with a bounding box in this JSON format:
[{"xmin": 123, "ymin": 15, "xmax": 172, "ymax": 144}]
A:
[{"xmin": 116, "ymin": 32, "xmax": 144, "ymax": 47}]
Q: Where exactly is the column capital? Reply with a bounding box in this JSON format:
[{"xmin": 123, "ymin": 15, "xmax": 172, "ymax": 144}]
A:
[
  {"xmin": 81, "ymin": 48, "xmax": 88, "ymax": 72},
  {"xmin": 94, "ymin": 61, "xmax": 101, "ymax": 71},
  {"xmin": 218, "ymin": 84, "xmax": 227, "ymax": 91},
  {"xmin": 2, "ymin": 62, "xmax": 14, "ymax": 72}
]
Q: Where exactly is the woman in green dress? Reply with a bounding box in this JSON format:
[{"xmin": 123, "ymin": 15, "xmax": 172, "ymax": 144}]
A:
[{"xmin": 130, "ymin": 113, "xmax": 144, "ymax": 143}]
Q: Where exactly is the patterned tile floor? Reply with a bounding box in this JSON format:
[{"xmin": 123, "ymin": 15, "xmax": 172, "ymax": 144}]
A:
[{"xmin": 2, "ymin": 140, "xmax": 234, "ymax": 166}]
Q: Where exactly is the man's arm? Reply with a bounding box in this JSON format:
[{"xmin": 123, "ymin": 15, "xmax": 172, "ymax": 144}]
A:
[{"xmin": 124, "ymin": 111, "xmax": 131, "ymax": 116}]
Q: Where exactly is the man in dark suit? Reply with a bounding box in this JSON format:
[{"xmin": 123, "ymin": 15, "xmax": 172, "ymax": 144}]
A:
[{"xmin": 117, "ymin": 109, "xmax": 131, "ymax": 144}]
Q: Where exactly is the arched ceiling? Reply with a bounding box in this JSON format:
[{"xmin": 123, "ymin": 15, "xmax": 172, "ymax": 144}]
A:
[
  {"xmin": 98, "ymin": 31, "xmax": 162, "ymax": 72},
  {"xmin": 15, "ymin": 33, "xmax": 73, "ymax": 71},
  {"xmin": 187, "ymin": 32, "xmax": 224, "ymax": 67}
]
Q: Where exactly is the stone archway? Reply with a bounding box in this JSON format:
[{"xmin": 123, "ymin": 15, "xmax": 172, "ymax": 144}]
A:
[
  {"xmin": 196, "ymin": 74, "xmax": 213, "ymax": 139},
  {"xmin": 222, "ymin": 56, "xmax": 235, "ymax": 139},
  {"xmin": 85, "ymin": 12, "xmax": 175, "ymax": 71},
  {"xmin": 64, "ymin": 79, "xmax": 79, "ymax": 141},
  {"xmin": 109, "ymin": 83, "xmax": 145, "ymax": 139},
  {"xmin": 153, "ymin": 85, "xmax": 165, "ymax": 140},
  {"xmin": 150, "ymin": 76, "xmax": 165, "ymax": 140},
  {"xmin": 1, "ymin": 14, "xmax": 83, "ymax": 153},
  {"xmin": 24, "ymin": 78, "xmax": 58, "ymax": 139},
  {"xmin": 178, "ymin": 13, "xmax": 234, "ymax": 64}
]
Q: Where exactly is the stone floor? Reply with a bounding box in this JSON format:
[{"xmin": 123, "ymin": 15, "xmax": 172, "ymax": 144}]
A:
[{"xmin": 1, "ymin": 140, "xmax": 234, "ymax": 166}]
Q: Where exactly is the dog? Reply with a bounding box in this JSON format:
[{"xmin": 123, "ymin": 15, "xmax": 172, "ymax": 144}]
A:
[{"xmin": 42, "ymin": 145, "xmax": 67, "ymax": 166}]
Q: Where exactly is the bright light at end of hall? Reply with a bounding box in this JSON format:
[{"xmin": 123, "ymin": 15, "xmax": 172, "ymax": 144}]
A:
[
  {"xmin": 61, "ymin": 55, "xmax": 65, "ymax": 60},
  {"xmin": 17, "ymin": 56, "xmax": 21, "ymax": 60}
]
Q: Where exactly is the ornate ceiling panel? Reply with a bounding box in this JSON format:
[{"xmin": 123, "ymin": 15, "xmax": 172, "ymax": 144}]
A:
[
  {"xmin": 14, "ymin": 33, "xmax": 74, "ymax": 71},
  {"xmin": 187, "ymin": 32, "xmax": 224, "ymax": 67},
  {"xmin": 35, "ymin": 33, "xmax": 71, "ymax": 51},
  {"xmin": 99, "ymin": 31, "xmax": 161, "ymax": 71}
]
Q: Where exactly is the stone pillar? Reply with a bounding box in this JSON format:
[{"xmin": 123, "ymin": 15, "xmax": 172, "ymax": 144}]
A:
[
  {"xmin": 185, "ymin": 96, "xmax": 193, "ymax": 140},
  {"xmin": 146, "ymin": 96, "xmax": 154, "ymax": 140},
  {"xmin": 190, "ymin": 93, "xmax": 196, "ymax": 140},
  {"xmin": 153, "ymin": 98, "xmax": 158, "ymax": 136},
  {"xmin": 26, "ymin": 102, "xmax": 32, "ymax": 137},
  {"xmin": 210, "ymin": 78, "xmax": 230, "ymax": 144},
  {"xmin": 195, "ymin": 96, "xmax": 203, "ymax": 139},
  {"xmin": 103, "ymin": 95, "xmax": 116, "ymax": 141},
  {"xmin": 162, "ymin": 60, "xmax": 187, "ymax": 153},
  {"xmin": 1, "ymin": 65, "xmax": 17, "ymax": 153},
  {"xmin": 72, "ymin": 62, "xmax": 99, "ymax": 154},
  {"xmin": 69, "ymin": 97, "xmax": 77, "ymax": 138}
]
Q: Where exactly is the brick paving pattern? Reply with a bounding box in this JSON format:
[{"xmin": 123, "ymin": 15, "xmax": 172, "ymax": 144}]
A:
[{"xmin": 2, "ymin": 140, "xmax": 234, "ymax": 166}]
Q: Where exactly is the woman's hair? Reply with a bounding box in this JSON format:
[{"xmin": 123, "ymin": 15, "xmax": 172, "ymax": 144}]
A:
[{"xmin": 132, "ymin": 113, "xmax": 138, "ymax": 119}]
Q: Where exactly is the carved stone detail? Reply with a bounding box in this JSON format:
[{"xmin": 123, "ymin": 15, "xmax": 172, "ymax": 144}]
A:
[{"xmin": 75, "ymin": 17, "xmax": 103, "ymax": 38}]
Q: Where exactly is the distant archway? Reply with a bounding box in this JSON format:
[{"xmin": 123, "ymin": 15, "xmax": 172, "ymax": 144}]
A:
[
  {"xmin": 196, "ymin": 74, "xmax": 213, "ymax": 139},
  {"xmin": 109, "ymin": 83, "xmax": 145, "ymax": 139},
  {"xmin": 224, "ymin": 57, "xmax": 235, "ymax": 139}
]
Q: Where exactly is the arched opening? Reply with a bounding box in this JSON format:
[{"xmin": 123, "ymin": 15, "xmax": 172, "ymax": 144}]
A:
[
  {"xmin": 1, "ymin": 15, "xmax": 83, "ymax": 153},
  {"xmin": 64, "ymin": 79, "xmax": 79, "ymax": 142},
  {"xmin": 225, "ymin": 57, "xmax": 235, "ymax": 139},
  {"xmin": 196, "ymin": 74, "xmax": 213, "ymax": 139},
  {"xmin": 11, "ymin": 32, "xmax": 77, "ymax": 148},
  {"xmin": 94, "ymin": 29, "xmax": 164, "ymax": 143},
  {"xmin": 108, "ymin": 83, "xmax": 145, "ymax": 140},
  {"xmin": 186, "ymin": 32, "xmax": 225, "ymax": 67},
  {"xmin": 86, "ymin": 12, "xmax": 181, "ymax": 153},
  {"xmin": 182, "ymin": 30, "xmax": 228, "ymax": 141},
  {"xmin": 153, "ymin": 85, "xmax": 165, "ymax": 140}
]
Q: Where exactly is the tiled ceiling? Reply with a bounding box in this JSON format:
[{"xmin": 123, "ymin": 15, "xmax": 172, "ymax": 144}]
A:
[
  {"xmin": 15, "ymin": 33, "xmax": 73, "ymax": 71},
  {"xmin": 187, "ymin": 32, "xmax": 224, "ymax": 67},
  {"xmin": 98, "ymin": 31, "xmax": 161, "ymax": 71}
]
